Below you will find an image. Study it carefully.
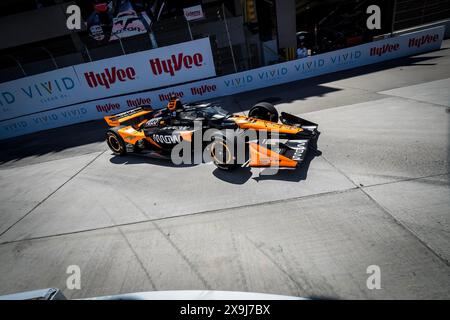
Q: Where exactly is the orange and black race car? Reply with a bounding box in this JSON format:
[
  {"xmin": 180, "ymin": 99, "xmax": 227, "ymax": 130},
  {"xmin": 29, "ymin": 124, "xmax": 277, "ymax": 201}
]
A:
[{"xmin": 104, "ymin": 97, "xmax": 319, "ymax": 170}]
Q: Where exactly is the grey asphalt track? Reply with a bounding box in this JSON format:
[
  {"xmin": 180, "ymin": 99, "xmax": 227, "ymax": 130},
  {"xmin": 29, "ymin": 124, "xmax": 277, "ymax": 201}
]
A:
[{"xmin": 0, "ymin": 41, "xmax": 449, "ymax": 299}]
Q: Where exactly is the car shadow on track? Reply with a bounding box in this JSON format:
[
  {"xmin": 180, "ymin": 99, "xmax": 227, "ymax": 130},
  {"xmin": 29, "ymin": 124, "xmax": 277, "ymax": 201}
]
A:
[
  {"xmin": 109, "ymin": 153, "xmax": 199, "ymax": 168},
  {"xmin": 108, "ymin": 144, "xmax": 322, "ymax": 184},
  {"xmin": 212, "ymin": 149, "xmax": 322, "ymax": 185},
  {"xmin": 213, "ymin": 145, "xmax": 322, "ymax": 185}
]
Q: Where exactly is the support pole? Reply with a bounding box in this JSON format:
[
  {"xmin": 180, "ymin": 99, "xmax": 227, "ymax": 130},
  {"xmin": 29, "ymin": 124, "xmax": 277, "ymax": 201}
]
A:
[
  {"xmin": 186, "ymin": 18, "xmax": 194, "ymax": 41},
  {"xmin": 222, "ymin": 3, "xmax": 238, "ymax": 73}
]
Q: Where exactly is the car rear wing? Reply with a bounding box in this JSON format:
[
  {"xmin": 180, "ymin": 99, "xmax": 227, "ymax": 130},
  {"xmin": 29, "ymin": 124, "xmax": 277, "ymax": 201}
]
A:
[{"xmin": 104, "ymin": 106, "xmax": 153, "ymax": 127}]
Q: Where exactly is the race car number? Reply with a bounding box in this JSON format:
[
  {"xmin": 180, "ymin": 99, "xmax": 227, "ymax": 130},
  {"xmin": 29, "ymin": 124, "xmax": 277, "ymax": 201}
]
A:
[
  {"xmin": 289, "ymin": 141, "xmax": 307, "ymax": 161},
  {"xmin": 152, "ymin": 134, "xmax": 181, "ymax": 144}
]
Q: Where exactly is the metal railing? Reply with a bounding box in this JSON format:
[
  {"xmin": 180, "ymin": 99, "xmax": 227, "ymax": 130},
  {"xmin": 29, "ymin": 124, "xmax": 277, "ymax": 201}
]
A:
[{"xmin": 392, "ymin": 0, "xmax": 450, "ymax": 31}]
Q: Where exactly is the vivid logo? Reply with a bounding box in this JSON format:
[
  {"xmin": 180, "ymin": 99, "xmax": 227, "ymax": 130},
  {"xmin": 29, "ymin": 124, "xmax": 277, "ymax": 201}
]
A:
[
  {"xmin": 295, "ymin": 58, "xmax": 325, "ymax": 72},
  {"xmin": 149, "ymin": 53, "xmax": 203, "ymax": 76},
  {"xmin": 61, "ymin": 107, "xmax": 87, "ymax": 118},
  {"xmin": 330, "ymin": 50, "xmax": 362, "ymax": 63},
  {"xmin": 224, "ymin": 75, "xmax": 253, "ymax": 87},
  {"xmin": 84, "ymin": 67, "xmax": 136, "ymax": 89},
  {"xmin": 1, "ymin": 77, "xmax": 75, "ymax": 106},
  {"xmin": 0, "ymin": 92, "xmax": 16, "ymax": 106},
  {"xmin": 257, "ymin": 67, "xmax": 288, "ymax": 80},
  {"xmin": 2, "ymin": 121, "xmax": 27, "ymax": 132}
]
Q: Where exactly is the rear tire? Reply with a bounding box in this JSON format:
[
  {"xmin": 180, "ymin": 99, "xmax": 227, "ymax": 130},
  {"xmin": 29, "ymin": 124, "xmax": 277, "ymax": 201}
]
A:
[
  {"xmin": 106, "ymin": 130, "xmax": 127, "ymax": 156},
  {"xmin": 248, "ymin": 102, "xmax": 278, "ymax": 122}
]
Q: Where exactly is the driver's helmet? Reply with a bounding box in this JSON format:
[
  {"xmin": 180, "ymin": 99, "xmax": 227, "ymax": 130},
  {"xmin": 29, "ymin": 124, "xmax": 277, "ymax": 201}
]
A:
[{"xmin": 167, "ymin": 95, "xmax": 184, "ymax": 112}]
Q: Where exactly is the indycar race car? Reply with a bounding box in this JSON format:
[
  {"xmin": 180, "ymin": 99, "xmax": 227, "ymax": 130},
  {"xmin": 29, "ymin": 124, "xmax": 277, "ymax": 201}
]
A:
[{"xmin": 104, "ymin": 97, "xmax": 319, "ymax": 170}]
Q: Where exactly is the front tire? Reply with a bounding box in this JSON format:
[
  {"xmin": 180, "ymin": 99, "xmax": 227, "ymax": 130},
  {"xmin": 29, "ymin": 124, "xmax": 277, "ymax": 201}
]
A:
[
  {"xmin": 106, "ymin": 130, "xmax": 127, "ymax": 156},
  {"xmin": 210, "ymin": 132, "xmax": 238, "ymax": 170},
  {"xmin": 248, "ymin": 102, "xmax": 279, "ymax": 123}
]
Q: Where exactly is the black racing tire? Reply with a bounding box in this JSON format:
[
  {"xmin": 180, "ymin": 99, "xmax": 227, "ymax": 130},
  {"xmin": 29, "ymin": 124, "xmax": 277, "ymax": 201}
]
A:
[
  {"xmin": 106, "ymin": 130, "xmax": 127, "ymax": 156},
  {"xmin": 210, "ymin": 132, "xmax": 238, "ymax": 171},
  {"xmin": 248, "ymin": 102, "xmax": 279, "ymax": 123}
]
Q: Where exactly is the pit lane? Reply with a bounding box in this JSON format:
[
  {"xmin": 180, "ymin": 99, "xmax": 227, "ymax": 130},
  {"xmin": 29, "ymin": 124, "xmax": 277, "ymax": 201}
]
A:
[{"xmin": 0, "ymin": 41, "xmax": 449, "ymax": 299}]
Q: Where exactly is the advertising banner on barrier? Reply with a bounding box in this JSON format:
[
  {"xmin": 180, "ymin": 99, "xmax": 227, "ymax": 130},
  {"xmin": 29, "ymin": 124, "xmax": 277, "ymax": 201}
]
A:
[
  {"xmin": 0, "ymin": 67, "xmax": 81, "ymax": 121},
  {"xmin": 74, "ymin": 37, "xmax": 216, "ymax": 103},
  {"xmin": 213, "ymin": 26, "xmax": 444, "ymax": 97},
  {"xmin": 0, "ymin": 26, "xmax": 444, "ymax": 140},
  {"xmin": 0, "ymin": 38, "xmax": 216, "ymax": 121}
]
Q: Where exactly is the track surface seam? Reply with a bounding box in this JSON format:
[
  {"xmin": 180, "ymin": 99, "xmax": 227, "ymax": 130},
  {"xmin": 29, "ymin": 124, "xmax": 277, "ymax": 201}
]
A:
[
  {"xmin": 0, "ymin": 149, "xmax": 107, "ymax": 170},
  {"xmin": 0, "ymin": 170, "xmax": 447, "ymax": 247},
  {"xmin": 0, "ymin": 151, "xmax": 106, "ymax": 238},
  {"xmin": 320, "ymin": 155, "xmax": 450, "ymax": 268}
]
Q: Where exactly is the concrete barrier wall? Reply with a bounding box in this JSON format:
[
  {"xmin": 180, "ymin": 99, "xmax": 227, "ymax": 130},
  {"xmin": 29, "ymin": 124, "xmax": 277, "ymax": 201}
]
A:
[{"xmin": 0, "ymin": 26, "xmax": 445, "ymax": 140}]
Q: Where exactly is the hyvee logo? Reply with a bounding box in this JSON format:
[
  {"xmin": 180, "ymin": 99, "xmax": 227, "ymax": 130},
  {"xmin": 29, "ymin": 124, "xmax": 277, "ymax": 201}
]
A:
[
  {"xmin": 150, "ymin": 53, "xmax": 203, "ymax": 76},
  {"xmin": 159, "ymin": 91, "xmax": 184, "ymax": 101},
  {"xmin": 370, "ymin": 43, "xmax": 399, "ymax": 56},
  {"xmin": 191, "ymin": 84, "xmax": 216, "ymax": 96},
  {"xmin": 409, "ymin": 34, "xmax": 439, "ymax": 48},
  {"xmin": 84, "ymin": 67, "xmax": 136, "ymax": 89},
  {"xmin": 96, "ymin": 103, "xmax": 120, "ymax": 113},
  {"xmin": 127, "ymin": 97, "xmax": 152, "ymax": 108}
]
